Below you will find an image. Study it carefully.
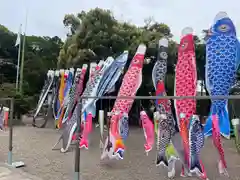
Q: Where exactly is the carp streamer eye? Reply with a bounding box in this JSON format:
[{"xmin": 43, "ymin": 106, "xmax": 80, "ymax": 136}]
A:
[
  {"xmin": 160, "ymin": 52, "xmax": 168, "ymax": 59},
  {"xmin": 133, "ymin": 58, "xmax": 139, "ymax": 63},
  {"xmin": 161, "ymin": 133, "xmax": 165, "ymax": 138},
  {"xmin": 181, "ymin": 41, "xmax": 188, "ymax": 50},
  {"xmin": 160, "ymin": 120, "xmax": 167, "ymax": 129},
  {"xmin": 218, "ymin": 24, "xmax": 230, "ymax": 32}
]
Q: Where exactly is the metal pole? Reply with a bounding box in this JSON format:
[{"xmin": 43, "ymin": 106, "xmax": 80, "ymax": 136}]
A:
[
  {"xmin": 74, "ymin": 98, "xmax": 82, "ymax": 180},
  {"xmin": 19, "ymin": 8, "xmax": 28, "ymax": 95},
  {"xmin": 0, "ymin": 98, "xmax": 12, "ymax": 101},
  {"xmin": 8, "ymin": 98, "xmax": 14, "ymax": 165},
  {"xmin": 16, "ymin": 24, "xmax": 22, "ymax": 91},
  {"xmin": 79, "ymin": 95, "xmax": 240, "ymax": 100}
]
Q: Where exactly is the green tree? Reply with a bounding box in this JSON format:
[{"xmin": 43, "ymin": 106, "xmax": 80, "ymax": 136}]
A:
[
  {"xmin": 0, "ymin": 24, "xmax": 63, "ymax": 114},
  {"xmin": 58, "ymin": 8, "xmax": 174, "ymax": 68}
]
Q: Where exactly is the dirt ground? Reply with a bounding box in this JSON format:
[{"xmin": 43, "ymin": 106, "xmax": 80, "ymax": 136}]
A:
[{"xmin": 0, "ymin": 124, "xmax": 240, "ymax": 180}]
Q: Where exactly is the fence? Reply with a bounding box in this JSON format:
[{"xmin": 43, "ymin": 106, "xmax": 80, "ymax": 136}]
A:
[{"xmin": 71, "ymin": 95, "xmax": 240, "ymax": 180}]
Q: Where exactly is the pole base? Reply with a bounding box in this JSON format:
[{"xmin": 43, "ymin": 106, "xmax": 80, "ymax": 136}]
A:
[
  {"xmin": 74, "ymin": 172, "xmax": 81, "ymax": 180},
  {"xmin": 6, "ymin": 161, "xmax": 25, "ymax": 168}
]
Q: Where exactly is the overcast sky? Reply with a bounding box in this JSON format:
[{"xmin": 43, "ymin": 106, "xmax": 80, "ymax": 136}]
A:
[{"xmin": 0, "ymin": 0, "xmax": 240, "ymax": 42}]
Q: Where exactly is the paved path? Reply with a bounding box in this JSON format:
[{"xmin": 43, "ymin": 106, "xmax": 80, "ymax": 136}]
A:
[
  {"xmin": 0, "ymin": 164, "xmax": 42, "ymax": 180},
  {"xmin": 0, "ymin": 126, "xmax": 240, "ymax": 180}
]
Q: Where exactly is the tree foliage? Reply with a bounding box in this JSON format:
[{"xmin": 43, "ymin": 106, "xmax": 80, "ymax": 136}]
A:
[
  {"xmin": 58, "ymin": 8, "xmax": 177, "ymax": 68},
  {"xmin": 0, "ymin": 26, "xmax": 63, "ymax": 96},
  {"xmin": 0, "ymin": 7, "xmax": 208, "ymax": 117},
  {"xmin": 0, "ymin": 24, "xmax": 63, "ymax": 115}
]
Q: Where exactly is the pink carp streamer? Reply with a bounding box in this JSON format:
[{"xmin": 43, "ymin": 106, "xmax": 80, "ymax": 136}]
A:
[
  {"xmin": 175, "ymin": 28, "xmax": 207, "ymax": 179},
  {"xmin": 79, "ymin": 113, "xmax": 93, "ymax": 149},
  {"xmin": 212, "ymin": 115, "xmax": 228, "ymax": 176},
  {"xmin": 107, "ymin": 44, "xmax": 147, "ymax": 159},
  {"xmin": 140, "ymin": 111, "xmax": 154, "ymax": 154},
  {"xmin": 71, "ymin": 65, "xmax": 88, "ymax": 141}
]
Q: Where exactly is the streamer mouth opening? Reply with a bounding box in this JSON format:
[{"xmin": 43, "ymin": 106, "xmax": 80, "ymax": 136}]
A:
[
  {"xmin": 214, "ymin": 11, "xmax": 228, "ymax": 24},
  {"xmin": 140, "ymin": 111, "xmax": 146, "ymax": 115},
  {"xmin": 159, "ymin": 38, "xmax": 168, "ymax": 47},
  {"xmin": 203, "ymin": 12, "xmax": 229, "ymax": 39},
  {"xmin": 136, "ymin": 44, "xmax": 147, "ymax": 54},
  {"xmin": 192, "ymin": 114, "xmax": 198, "ymax": 119},
  {"xmin": 181, "ymin": 27, "xmax": 193, "ymax": 37},
  {"xmin": 159, "ymin": 114, "xmax": 167, "ymax": 119}
]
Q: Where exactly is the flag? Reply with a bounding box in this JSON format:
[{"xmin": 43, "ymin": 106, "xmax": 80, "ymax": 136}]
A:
[{"xmin": 15, "ymin": 24, "xmax": 22, "ymax": 47}]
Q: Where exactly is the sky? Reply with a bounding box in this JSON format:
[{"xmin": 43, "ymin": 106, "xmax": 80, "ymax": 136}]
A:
[{"xmin": 0, "ymin": 0, "xmax": 240, "ymax": 43}]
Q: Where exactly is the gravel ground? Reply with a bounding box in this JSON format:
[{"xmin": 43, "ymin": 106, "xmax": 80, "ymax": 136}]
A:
[
  {"xmin": 0, "ymin": 164, "xmax": 43, "ymax": 180},
  {"xmin": 0, "ymin": 124, "xmax": 240, "ymax": 180}
]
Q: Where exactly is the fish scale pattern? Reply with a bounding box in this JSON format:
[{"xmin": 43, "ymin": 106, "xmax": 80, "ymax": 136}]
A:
[
  {"xmin": 175, "ymin": 51, "xmax": 197, "ymax": 127},
  {"xmin": 63, "ymin": 70, "xmax": 81, "ymax": 122},
  {"xmin": 152, "ymin": 42, "xmax": 177, "ymax": 136},
  {"xmin": 80, "ymin": 66, "xmax": 101, "ymax": 111},
  {"xmin": 175, "ymin": 33, "xmax": 197, "ymax": 172},
  {"xmin": 58, "ymin": 72, "xmax": 65, "ymax": 110},
  {"xmin": 74, "ymin": 67, "xmax": 87, "ymax": 102},
  {"xmin": 156, "ymin": 83, "xmax": 176, "ymax": 136},
  {"xmin": 97, "ymin": 53, "xmax": 128, "ymax": 96},
  {"xmin": 81, "ymin": 68, "xmax": 100, "ymax": 107},
  {"xmin": 206, "ymin": 34, "xmax": 237, "ymax": 112},
  {"xmin": 82, "ymin": 59, "xmax": 113, "ymax": 113},
  {"xmin": 63, "ymin": 72, "xmax": 74, "ymax": 107},
  {"xmin": 157, "ymin": 118, "xmax": 171, "ymax": 154},
  {"xmin": 97, "ymin": 65, "xmax": 119, "ymax": 96},
  {"xmin": 196, "ymin": 133, "xmax": 204, "ymax": 152},
  {"xmin": 0, "ymin": 108, "xmax": 4, "ymax": 129},
  {"xmin": 111, "ymin": 55, "xmax": 144, "ymax": 117},
  {"xmin": 189, "ymin": 117, "xmax": 204, "ymax": 160},
  {"xmin": 212, "ymin": 115, "xmax": 227, "ymax": 168},
  {"xmin": 110, "ymin": 52, "xmax": 145, "ymax": 150},
  {"xmin": 156, "ymin": 128, "xmax": 161, "ymax": 151},
  {"xmin": 119, "ymin": 113, "xmax": 129, "ymax": 141},
  {"xmin": 52, "ymin": 76, "xmax": 61, "ymax": 119},
  {"xmin": 59, "ymin": 67, "xmax": 88, "ymax": 152},
  {"xmin": 140, "ymin": 111, "xmax": 154, "ymax": 152},
  {"xmin": 152, "ymin": 39, "xmax": 179, "ymax": 166},
  {"xmin": 61, "ymin": 100, "xmax": 81, "ymax": 150},
  {"xmin": 155, "ymin": 82, "xmax": 171, "ymax": 113},
  {"xmin": 152, "ymin": 60, "xmax": 167, "ymax": 88}
]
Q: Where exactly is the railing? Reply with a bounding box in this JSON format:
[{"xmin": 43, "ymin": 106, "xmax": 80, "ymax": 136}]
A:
[
  {"xmin": 79, "ymin": 95, "xmax": 240, "ymax": 100},
  {"xmin": 72, "ymin": 95, "xmax": 240, "ymax": 180},
  {"xmin": 1, "ymin": 95, "xmax": 239, "ymax": 179}
]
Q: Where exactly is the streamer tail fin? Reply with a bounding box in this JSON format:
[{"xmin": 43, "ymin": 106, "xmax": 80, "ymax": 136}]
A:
[{"xmin": 204, "ymin": 104, "xmax": 230, "ymax": 138}]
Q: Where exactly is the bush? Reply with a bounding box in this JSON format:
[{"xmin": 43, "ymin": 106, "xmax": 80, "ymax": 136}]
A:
[
  {"xmin": 0, "ymin": 83, "xmax": 35, "ymax": 118},
  {"xmin": 14, "ymin": 93, "xmax": 33, "ymax": 118}
]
